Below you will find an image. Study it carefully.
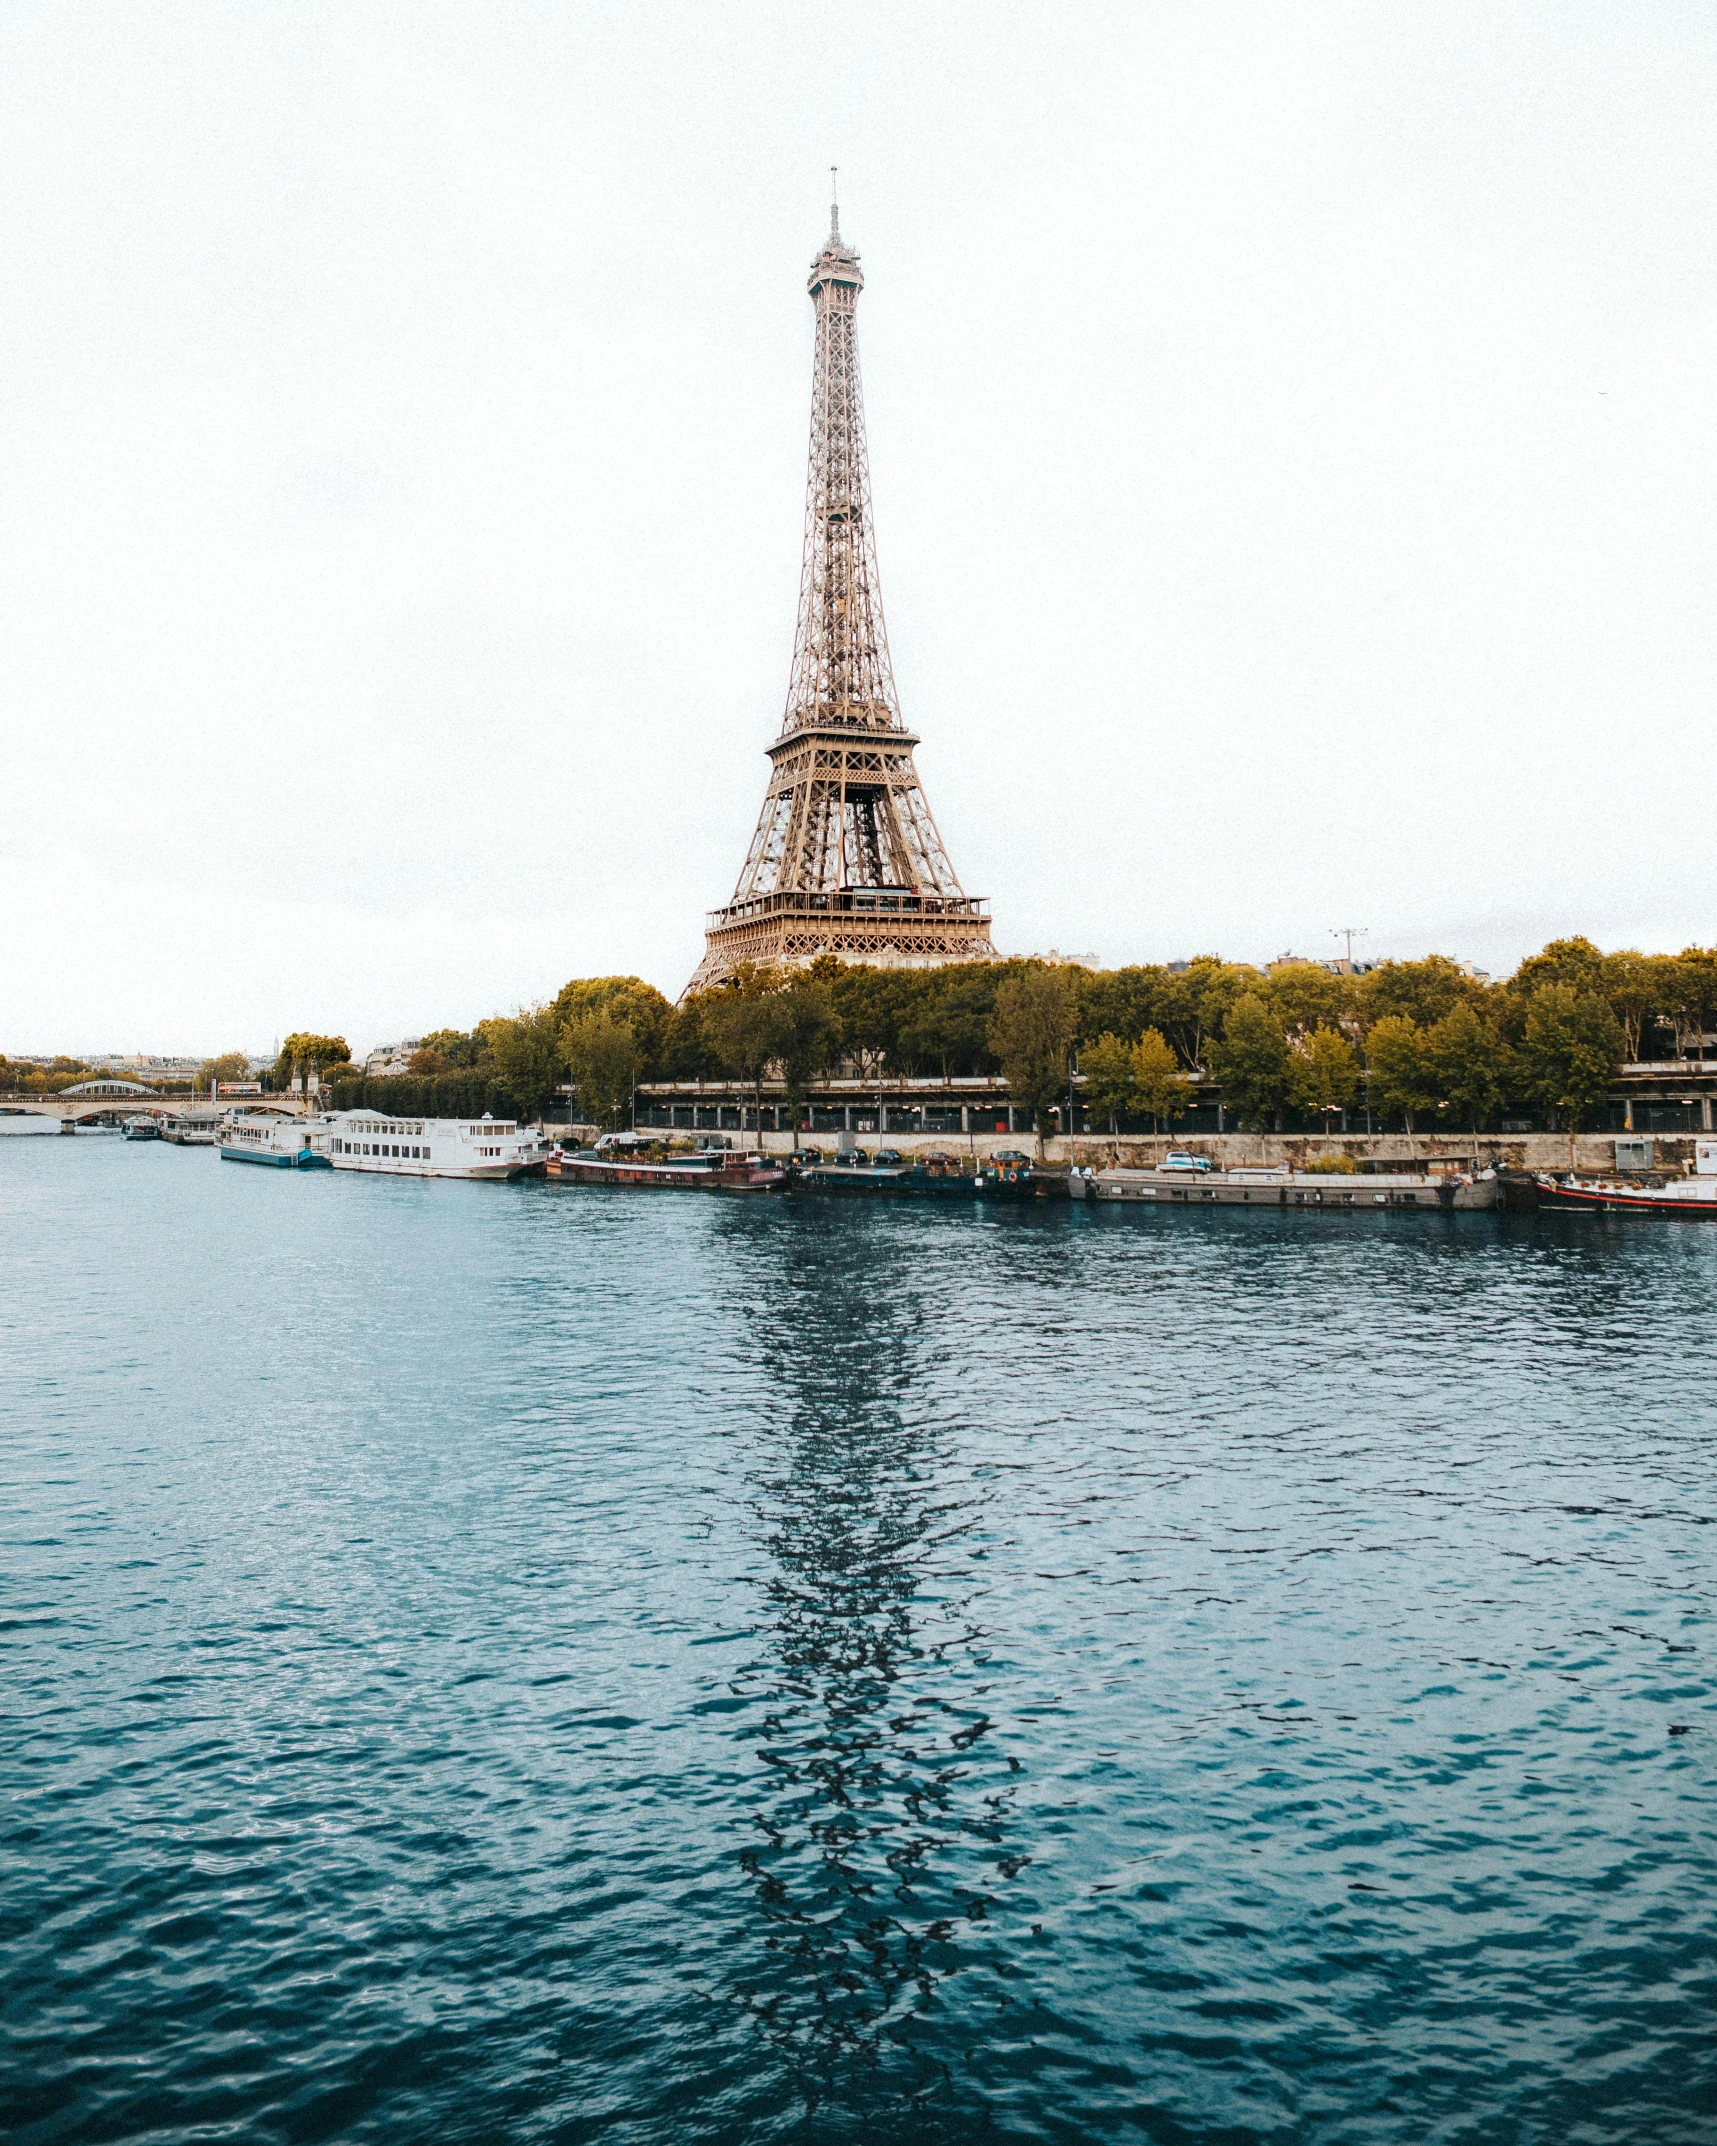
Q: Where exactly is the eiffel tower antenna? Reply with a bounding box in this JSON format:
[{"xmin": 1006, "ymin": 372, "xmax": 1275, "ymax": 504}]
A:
[{"xmin": 685, "ymin": 201, "xmax": 994, "ymax": 994}]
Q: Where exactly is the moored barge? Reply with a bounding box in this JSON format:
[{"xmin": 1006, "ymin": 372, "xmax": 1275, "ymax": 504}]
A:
[
  {"xmin": 1084, "ymin": 1165, "xmax": 1499, "ymax": 1211},
  {"xmin": 794, "ymin": 1150, "xmax": 978, "ymax": 1197},
  {"xmin": 549, "ymin": 1145, "xmax": 787, "ymax": 1193}
]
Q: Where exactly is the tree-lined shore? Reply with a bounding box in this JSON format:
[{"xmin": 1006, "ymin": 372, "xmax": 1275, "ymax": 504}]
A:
[{"xmin": 259, "ymin": 935, "xmax": 1715, "ymax": 1139}]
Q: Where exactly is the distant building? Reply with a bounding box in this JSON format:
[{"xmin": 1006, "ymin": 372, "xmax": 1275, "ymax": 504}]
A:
[
  {"xmin": 364, "ymin": 1040, "xmax": 423, "ymax": 1077},
  {"xmin": 1267, "ymin": 952, "xmax": 1376, "ymax": 978}
]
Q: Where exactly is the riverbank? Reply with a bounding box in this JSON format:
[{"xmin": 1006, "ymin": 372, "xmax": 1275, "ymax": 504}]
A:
[{"xmin": 544, "ymin": 1126, "xmax": 1694, "ymax": 1176}]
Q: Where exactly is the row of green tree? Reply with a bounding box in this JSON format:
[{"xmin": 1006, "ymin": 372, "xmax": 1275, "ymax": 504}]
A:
[
  {"xmin": 260, "ymin": 935, "xmax": 1713, "ymax": 1136},
  {"xmin": 0, "ymin": 1053, "xmax": 98, "ymax": 1095},
  {"xmin": 0, "ymin": 1053, "xmax": 217, "ymax": 1096}
]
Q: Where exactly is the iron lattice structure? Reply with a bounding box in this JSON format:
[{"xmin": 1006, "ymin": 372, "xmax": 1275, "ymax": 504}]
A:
[{"xmin": 685, "ymin": 205, "xmax": 994, "ymax": 995}]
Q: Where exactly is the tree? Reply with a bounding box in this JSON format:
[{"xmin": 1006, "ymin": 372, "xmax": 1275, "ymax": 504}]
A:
[
  {"xmin": 704, "ymin": 983, "xmax": 786, "ymax": 1138},
  {"xmin": 659, "ymin": 995, "xmax": 714, "ymax": 1079},
  {"xmin": 271, "ymin": 1033, "xmax": 349, "ymax": 1085},
  {"xmin": 1510, "ymin": 936, "xmax": 1607, "ymax": 1002},
  {"xmin": 562, "ymin": 1010, "xmax": 641, "ymax": 1130},
  {"xmin": 1365, "ymin": 1015, "xmax": 1433, "ymax": 1130},
  {"xmin": 830, "ymin": 962, "xmax": 921, "ymax": 1077},
  {"xmin": 1599, "ymin": 950, "xmax": 1655, "ymax": 1063},
  {"xmin": 1359, "ymin": 957, "xmax": 1481, "ymax": 1031},
  {"xmin": 485, "ymin": 1004, "xmax": 567, "ymax": 1121},
  {"xmin": 1672, "ymin": 947, "xmax": 1717, "ymax": 1063},
  {"xmin": 1291, "ymin": 1025, "xmax": 1358, "ymax": 1131},
  {"xmin": 1267, "ymin": 963, "xmax": 1355, "ymax": 1040},
  {"xmin": 406, "ymin": 1048, "xmax": 448, "ymax": 1076},
  {"xmin": 1076, "ymin": 965, "xmax": 1171, "ymax": 1051},
  {"xmin": 1425, "ymin": 1001, "xmax": 1503, "ymax": 1131},
  {"xmin": 772, "ymin": 978, "xmax": 841, "ymax": 1147},
  {"xmin": 989, "ymin": 967, "xmax": 1078, "ymax": 1154},
  {"xmin": 1080, "ymin": 1032, "xmax": 1136, "ymax": 1134},
  {"xmin": 196, "ymin": 1051, "xmax": 250, "ymax": 1091},
  {"xmin": 898, "ymin": 966, "xmax": 999, "ymax": 1078},
  {"xmin": 1131, "ymin": 1028, "xmax": 1193, "ymax": 1131},
  {"xmin": 1159, "ymin": 959, "xmax": 1259, "ymax": 1069},
  {"xmin": 1207, "ymin": 995, "xmax": 1293, "ymax": 1131},
  {"xmin": 1519, "ymin": 985, "xmax": 1624, "ymax": 1131},
  {"xmin": 418, "ymin": 1027, "xmax": 484, "ymax": 1068},
  {"xmin": 552, "ymin": 976, "xmax": 673, "ymax": 1077}
]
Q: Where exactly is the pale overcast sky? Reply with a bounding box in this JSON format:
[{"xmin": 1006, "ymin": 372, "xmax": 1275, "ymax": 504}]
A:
[{"xmin": 4, "ymin": 4, "xmax": 1714, "ymax": 1055}]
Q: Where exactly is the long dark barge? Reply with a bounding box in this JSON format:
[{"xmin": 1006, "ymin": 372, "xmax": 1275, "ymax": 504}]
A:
[
  {"xmin": 543, "ymin": 1147, "xmax": 1544, "ymax": 1213},
  {"xmin": 545, "ymin": 1143, "xmax": 1061, "ymax": 1201},
  {"xmin": 1080, "ymin": 1165, "xmax": 1501, "ymax": 1211},
  {"xmin": 547, "ymin": 1147, "xmax": 787, "ymax": 1194}
]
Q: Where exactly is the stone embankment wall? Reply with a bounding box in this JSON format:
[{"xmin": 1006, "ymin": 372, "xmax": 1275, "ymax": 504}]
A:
[{"xmin": 737, "ymin": 1129, "xmax": 1697, "ymax": 1174}]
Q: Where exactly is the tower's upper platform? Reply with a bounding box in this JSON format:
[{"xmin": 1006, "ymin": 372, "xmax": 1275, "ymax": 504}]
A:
[{"xmin": 808, "ymin": 205, "xmax": 863, "ymax": 298}]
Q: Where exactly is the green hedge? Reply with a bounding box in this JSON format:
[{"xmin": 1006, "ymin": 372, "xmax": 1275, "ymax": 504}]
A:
[{"xmin": 325, "ymin": 1074, "xmax": 528, "ymax": 1120}]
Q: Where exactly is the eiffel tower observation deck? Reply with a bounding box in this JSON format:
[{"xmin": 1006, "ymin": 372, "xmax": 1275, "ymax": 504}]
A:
[{"xmin": 685, "ymin": 198, "xmax": 995, "ymax": 995}]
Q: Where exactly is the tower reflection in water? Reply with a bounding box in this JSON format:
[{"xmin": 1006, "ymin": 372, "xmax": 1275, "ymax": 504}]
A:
[{"xmin": 715, "ymin": 1212, "xmax": 1031, "ymax": 2112}]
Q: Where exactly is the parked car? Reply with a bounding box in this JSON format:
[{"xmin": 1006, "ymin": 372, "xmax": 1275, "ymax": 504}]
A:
[{"xmin": 1160, "ymin": 1151, "xmax": 1212, "ymax": 1172}]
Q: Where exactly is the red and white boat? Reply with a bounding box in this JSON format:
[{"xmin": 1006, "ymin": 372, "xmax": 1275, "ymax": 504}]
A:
[
  {"xmin": 1535, "ymin": 1174, "xmax": 1717, "ymax": 1216},
  {"xmin": 1537, "ymin": 1139, "xmax": 1717, "ymax": 1215}
]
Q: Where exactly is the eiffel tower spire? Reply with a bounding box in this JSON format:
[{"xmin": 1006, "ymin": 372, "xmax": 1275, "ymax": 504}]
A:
[{"xmin": 686, "ymin": 207, "xmax": 994, "ymax": 994}]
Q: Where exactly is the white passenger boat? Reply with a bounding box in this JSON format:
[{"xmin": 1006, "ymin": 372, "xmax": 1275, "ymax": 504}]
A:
[
  {"xmin": 324, "ymin": 1111, "xmax": 549, "ymax": 1181},
  {"xmin": 220, "ymin": 1114, "xmax": 332, "ymax": 1167}
]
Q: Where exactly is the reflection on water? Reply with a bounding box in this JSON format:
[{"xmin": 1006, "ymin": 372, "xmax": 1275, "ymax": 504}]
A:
[{"xmin": 720, "ymin": 1220, "xmax": 1025, "ymax": 2113}]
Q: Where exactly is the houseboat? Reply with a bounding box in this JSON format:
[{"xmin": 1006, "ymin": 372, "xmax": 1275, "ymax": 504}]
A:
[
  {"xmin": 220, "ymin": 1114, "xmax": 331, "ymax": 1167},
  {"xmin": 793, "ymin": 1150, "xmax": 978, "ymax": 1198},
  {"xmin": 325, "ymin": 1111, "xmax": 549, "ymax": 1181},
  {"xmin": 160, "ymin": 1110, "xmax": 220, "ymax": 1146}
]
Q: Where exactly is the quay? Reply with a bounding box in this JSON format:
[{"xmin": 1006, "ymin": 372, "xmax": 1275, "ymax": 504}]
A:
[
  {"xmin": 614, "ymin": 1108, "xmax": 1714, "ymax": 1185},
  {"xmin": 631, "ymin": 1060, "xmax": 1717, "ymax": 1146}
]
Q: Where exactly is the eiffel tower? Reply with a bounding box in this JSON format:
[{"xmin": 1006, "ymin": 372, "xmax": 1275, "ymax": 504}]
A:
[{"xmin": 685, "ymin": 196, "xmax": 994, "ymax": 995}]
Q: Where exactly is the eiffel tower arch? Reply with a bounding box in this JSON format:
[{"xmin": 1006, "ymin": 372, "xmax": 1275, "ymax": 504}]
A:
[{"xmin": 684, "ymin": 202, "xmax": 995, "ymax": 996}]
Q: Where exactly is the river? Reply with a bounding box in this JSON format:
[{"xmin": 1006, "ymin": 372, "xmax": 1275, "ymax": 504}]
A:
[{"xmin": 3, "ymin": 1139, "xmax": 1712, "ymax": 2142}]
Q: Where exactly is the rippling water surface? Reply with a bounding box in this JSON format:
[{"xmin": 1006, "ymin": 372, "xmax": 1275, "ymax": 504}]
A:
[{"xmin": 3, "ymin": 1141, "xmax": 1714, "ymax": 2142}]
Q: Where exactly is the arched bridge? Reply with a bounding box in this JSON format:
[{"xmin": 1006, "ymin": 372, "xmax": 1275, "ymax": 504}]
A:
[{"xmin": 1, "ymin": 1091, "xmax": 312, "ymax": 1127}]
